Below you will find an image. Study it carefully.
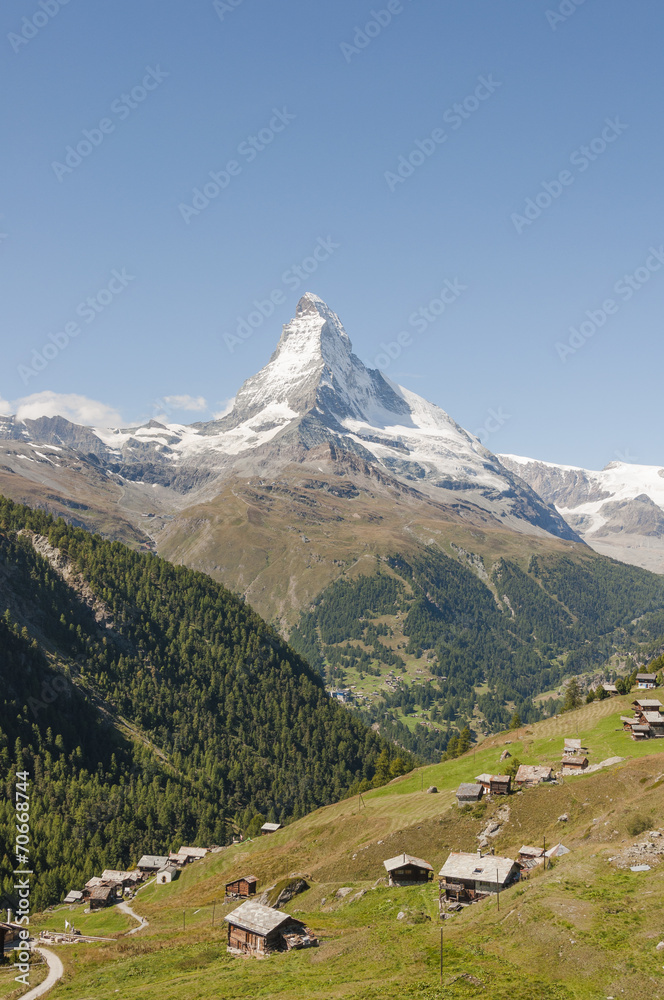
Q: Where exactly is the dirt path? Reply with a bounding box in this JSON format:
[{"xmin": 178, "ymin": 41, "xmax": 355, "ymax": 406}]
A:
[
  {"xmin": 117, "ymin": 900, "xmax": 149, "ymax": 935},
  {"xmin": 21, "ymin": 948, "xmax": 63, "ymax": 1000}
]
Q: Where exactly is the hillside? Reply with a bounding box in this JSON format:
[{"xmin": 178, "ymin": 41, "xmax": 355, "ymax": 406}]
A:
[
  {"xmin": 0, "ymin": 496, "xmax": 401, "ymax": 911},
  {"xmin": 32, "ymin": 693, "xmax": 664, "ymax": 999}
]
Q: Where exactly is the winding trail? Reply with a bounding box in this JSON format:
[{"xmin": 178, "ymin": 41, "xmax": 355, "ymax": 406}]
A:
[
  {"xmin": 117, "ymin": 900, "xmax": 149, "ymax": 935},
  {"xmin": 21, "ymin": 948, "xmax": 63, "ymax": 1000}
]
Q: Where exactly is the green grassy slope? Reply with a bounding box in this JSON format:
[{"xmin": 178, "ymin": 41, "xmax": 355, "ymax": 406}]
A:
[{"xmin": 38, "ymin": 693, "xmax": 664, "ymax": 999}]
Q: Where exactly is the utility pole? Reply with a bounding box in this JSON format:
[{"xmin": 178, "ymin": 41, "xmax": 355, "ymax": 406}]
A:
[
  {"xmin": 183, "ymin": 910, "xmax": 186, "ymax": 932},
  {"xmin": 212, "ymin": 900, "xmax": 216, "ymax": 926},
  {"xmin": 543, "ymin": 836, "xmax": 546, "ymax": 871},
  {"xmin": 440, "ymin": 925, "xmax": 443, "ymax": 985},
  {"xmin": 496, "ymin": 869, "xmax": 500, "ymax": 911}
]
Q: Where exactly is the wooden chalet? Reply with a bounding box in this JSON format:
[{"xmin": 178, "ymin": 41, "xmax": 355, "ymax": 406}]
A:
[
  {"xmin": 517, "ymin": 846, "xmax": 544, "ymax": 872},
  {"xmin": 636, "ymin": 673, "xmax": 657, "ymax": 689},
  {"xmin": 514, "ymin": 765, "xmax": 553, "ymax": 789},
  {"xmin": 89, "ymin": 885, "xmax": 116, "ymax": 910},
  {"xmin": 639, "ymin": 712, "xmax": 664, "ymax": 736},
  {"xmin": 560, "ymin": 755, "xmax": 588, "ymax": 774},
  {"xmin": 438, "ymin": 851, "xmax": 520, "ymax": 901},
  {"xmin": 260, "ymin": 823, "xmax": 282, "ymax": 835},
  {"xmin": 156, "ymin": 864, "xmax": 179, "ymax": 884},
  {"xmin": 168, "ymin": 851, "xmax": 190, "ymax": 867},
  {"xmin": 602, "ymin": 684, "xmax": 619, "ymax": 696},
  {"xmin": 137, "ymin": 854, "xmax": 169, "ymax": 873},
  {"xmin": 383, "ymin": 853, "xmax": 434, "ymax": 886},
  {"xmin": 632, "ymin": 699, "xmax": 662, "ymax": 713},
  {"xmin": 475, "ymin": 773, "xmax": 511, "ymax": 795},
  {"xmin": 63, "ymin": 890, "xmax": 84, "ymax": 905},
  {"xmin": 100, "ymin": 869, "xmax": 141, "ymax": 888},
  {"xmin": 456, "ymin": 782, "xmax": 483, "ymax": 806},
  {"xmin": 225, "ymin": 875, "xmax": 258, "ymax": 899},
  {"xmin": 0, "ymin": 923, "xmax": 18, "ymax": 951},
  {"xmin": 225, "ymin": 901, "xmax": 317, "ymax": 956},
  {"xmin": 563, "ymin": 738, "xmax": 587, "ymax": 756}
]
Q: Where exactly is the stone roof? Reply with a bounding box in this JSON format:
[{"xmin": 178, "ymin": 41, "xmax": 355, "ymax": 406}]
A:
[
  {"xmin": 515, "ymin": 765, "xmax": 553, "ymax": 784},
  {"xmin": 456, "ymin": 783, "xmax": 483, "ymax": 799},
  {"xmin": 383, "ymin": 853, "xmax": 433, "ymax": 873},
  {"xmin": 225, "ymin": 901, "xmax": 293, "ymax": 936},
  {"xmin": 439, "ymin": 852, "xmax": 517, "ymax": 885}
]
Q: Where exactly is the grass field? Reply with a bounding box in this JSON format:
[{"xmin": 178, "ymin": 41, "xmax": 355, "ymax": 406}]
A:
[{"xmin": 27, "ymin": 691, "xmax": 664, "ymax": 999}]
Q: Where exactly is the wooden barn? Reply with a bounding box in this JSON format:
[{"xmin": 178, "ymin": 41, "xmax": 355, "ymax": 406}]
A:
[
  {"xmin": 560, "ymin": 755, "xmax": 588, "ymax": 774},
  {"xmin": 260, "ymin": 823, "xmax": 282, "ymax": 836},
  {"xmin": 225, "ymin": 901, "xmax": 317, "ymax": 956},
  {"xmin": 137, "ymin": 854, "xmax": 169, "ymax": 873},
  {"xmin": 89, "ymin": 885, "xmax": 116, "ymax": 910},
  {"xmin": 636, "ymin": 673, "xmax": 657, "ymax": 689},
  {"xmin": 225, "ymin": 875, "xmax": 259, "ymax": 899},
  {"xmin": 456, "ymin": 782, "xmax": 483, "ymax": 806},
  {"xmin": 438, "ymin": 852, "xmax": 520, "ymax": 901},
  {"xmin": 383, "ymin": 853, "xmax": 434, "ymax": 886},
  {"xmin": 475, "ymin": 773, "xmax": 511, "ymax": 795}
]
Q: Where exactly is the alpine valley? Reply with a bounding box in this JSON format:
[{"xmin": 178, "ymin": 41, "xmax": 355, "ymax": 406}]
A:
[{"xmin": 2, "ymin": 294, "xmax": 664, "ymax": 755}]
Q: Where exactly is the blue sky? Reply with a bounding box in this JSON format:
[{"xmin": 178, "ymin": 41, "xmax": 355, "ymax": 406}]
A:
[{"xmin": 1, "ymin": 0, "xmax": 662, "ymax": 469}]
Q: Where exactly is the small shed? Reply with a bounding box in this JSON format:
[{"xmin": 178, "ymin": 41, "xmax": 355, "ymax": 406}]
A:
[
  {"xmin": 156, "ymin": 864, "xmax": 179, "ymax": 884},
  {"xmin": 260, "ymin": 823, "xmax": 282, "ymax": 836},
  {"xmin": 518, "ymin": 846, "xmax": 544, "ymax": 865},
  {"xmin": 602, "ymin": 684, "xmax": 618, "ymax": 696},
  {"xmin": 137, "ymin": 854, "xmax": 169, "ymax": 873},
  {"xmin": 632, "ymin": 699, "xmax": 662, "ymax": 713},
  {"xmin": 63, "ymin": 890, "xmax": 84, "ymax": 905},
  {"xmin": 514, "ymin": 765, "xmax": 553, "ymax": 789},
  {"xmin": 563, "ymin": 738, "xmax": 587, "ymax": 756},
  {"xmin": 636, "ymin": 673, "xmax": 657, "ymax": 689},
  {"xmin": 639, "ymin": 712, "xmax": 664, "ymax": 735},
  {"xmin": 225, "ymin": 901, "xmax": 317, "ymax": 956},
  {"xmin": 383, "ymin": 853, "xmax": 434, "ymax": 886},
  {"xmin": 0, "ymin": 923, "xmax": 17, "ymax": 950},
  {"xmin": 456, "ymin": 782, "xmax": 483, "ymax": 806},
  {"xmin": 100, "ymin": 869, "xmax": 140, "ymax": 888},
  {"xmin": 561, "ymin": 755, "xmax": 588, "ymax": 773},
  {"xmin": 630, "ymin": 724, "xmax": 652, "ymax": 741},
  {"xmin": 438, "ymin": 851, "xmax": 519, "ymax": 900},
  {"xmin": 169, "ymin": 851, "xmax": 190, "ymax": 866},
  {"xmin": 475, "ymin": 773, "xmax": 511, "ymax": 795},
  {"xmin": 226, "ymin": 875, "xmax": 258, "ymax": 899}
]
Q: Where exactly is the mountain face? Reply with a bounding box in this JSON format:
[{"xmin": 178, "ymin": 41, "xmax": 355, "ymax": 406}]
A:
[
  {"xmin": 0, "ymin": 294, "xmax": 577, "ymax": 548},
  {"xmin": 499, "ymin": 455, "xmax": 664, "ymax": 574}
]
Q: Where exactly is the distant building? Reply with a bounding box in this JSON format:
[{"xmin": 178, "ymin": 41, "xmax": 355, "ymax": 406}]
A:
[
  {"xmin": 475, "ymin": 773, "xmax": 511, "ymax": 795},
  {"xmin": 156, "ymin": 864, "xmax": 179, "ymax": 884},
  {"xmin": 225, "ymin": 875, "xmax": 259, "ymax": 899},
  {"xmin": 632, "ymin": 699, "xmax": 663, "ymax": 714},
  {"xmin": 177, "ymin": 846, "xmax": 208, "ymax": 860},
  {"xmin": 563, "ymin": 738, "xmax": 587, "ymax": 756},
  {"xmin": 383, "ymin": 854, "xmax": 434, "ymax": 886},
  {"xmin": 438, "ymin": 851, "xmax": 520, "ymax": 900},
  {"xmin": 602, "ymin": 684, "xmax": 619, "ymax": 696},
  {"xmin": 544, "ymin": 843, "xmax": 570, "ymax": 858},
  {"xmin": 517, "ymin": 846, "xmax": 544, "ymax": 870},
  {"xmin": 560, "ymin": 755, "xmax": 588, "ymax": 774},
  {"xmin": 225, "ymin": 901, "xmax": 317, "ymax": 956},
  {"xmin": 456, "ymin": 782, "xmax": 484, "ymax": 806},
  {"xmin": 63, "ymin": 890, "xmax": 84, "ymax": 905},
  {"xmin": 514, "ymin": 765, "xmax": 553, "ymax": 789},
  {"xmin": 89, "ymin": 885, "xmax": 116, "ymax": 910},
  {"xmin": 637, "ymin": 673, "xmax": 657, "ymax": 689},
  {"xmin": 260, "ymin": 823, "xmax": 282, "ymax": 835},
  {"xmin": 137, "ymin": 855, "xmax": 169, "ymax": 873}
]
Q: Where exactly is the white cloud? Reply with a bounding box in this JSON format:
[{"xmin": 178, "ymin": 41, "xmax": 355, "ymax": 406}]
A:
[
  {"xmin": 212, "ymin": 397, "xmax": 235, "ymax": 419},
  {"xmin": 163, "ymin": 394, "xmax": 208, "ymax": 412},
  {"xmin": 14, "ymin": 392, "xmax": 123, "ymax": 428},
  {"xmin": 0, "ymin": 396, "xmax": 12, "ymax": 416}
]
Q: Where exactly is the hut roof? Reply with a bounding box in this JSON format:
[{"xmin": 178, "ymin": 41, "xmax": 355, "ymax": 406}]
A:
[
  {"xmin": 63, "ymin": 891, "xmax": 83, "ymax": 903},
  {"xmin": 260, "ymin": 823, "xmax": 282, "ymax": 833},
  {"xmin": 90, "ymin": 885, "xmax": 114, "ymax": 901},
  {"xmin": 438, "ymin": 852, "xmax": 517, "ymax": 885},
  {"xmin": 545, "ymin": 843, "xmax": 570, "ymax": 858},
  {"xmin": 225, "ymin": 901, "xmax": 292, "ymax": 936},
  {"xmin": 515, "ymin": 765, "xmax": 552, "ymax": 784},
  {"xmin": 456, "ymin": 783, "xmax": 483, "ymax": 799},
  {"xmin": 226, "ymin": 874, "xmax": 258, "ymax": 886},
  {"xmin": 177, "ymin": 846, "xmax": 208, "ymax": 858},
  {"xmin": 383, "ymin": 853, "xmax": 433, "ymax": 873},
  {"xmin": 637, "ymin": 673, "xmax": 657, "ymax": 681},
  {"xmin": 138, "ymin": 855, "xmax": 169, "ymax": 869},
  {"xmin": 642, "ymin": 712, "xmax": 664, "ymax": 723},
  {"xmin": 633, "ymin": 699, "xmax": 662, "ymax": 709},
  {"xmin": 518, "ymin": 845, "xmax": 544, "ymax": 857},
  {"xmin": 561, "ymin": 755, "xmax": 588, "ymax": 765}
]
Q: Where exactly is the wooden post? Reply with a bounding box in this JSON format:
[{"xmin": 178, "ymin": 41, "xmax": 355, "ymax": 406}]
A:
[
  {"xmin": 496, "ymin": 869, "xmax": 500, "ymax": 910},
  {"xmin": 212, "ymin": 900, "xmax": 216, "ymax": 926},
  {"xmin": 440, "ymin": 925, "xmax": 443, "ymax": 985},
  {"xmin": 183, "ymin": 910, "xmax": 186, "ymax": 931},
  {"xmin": 543, "ymin": 836, "xmax": 546, "ymax": 871}
]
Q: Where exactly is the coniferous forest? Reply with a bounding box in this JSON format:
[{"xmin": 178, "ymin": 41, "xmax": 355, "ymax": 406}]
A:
[{"xmin": 0, "ymin": 496, "xmax": 407, "ymax": 909}]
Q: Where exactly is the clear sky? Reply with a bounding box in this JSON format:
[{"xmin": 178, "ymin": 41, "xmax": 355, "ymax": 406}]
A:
[{"xmin": 1, "ymin": 0, "xmax": 662, "ymax": 469}]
